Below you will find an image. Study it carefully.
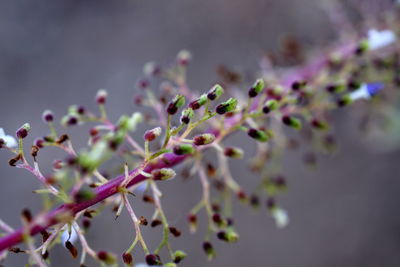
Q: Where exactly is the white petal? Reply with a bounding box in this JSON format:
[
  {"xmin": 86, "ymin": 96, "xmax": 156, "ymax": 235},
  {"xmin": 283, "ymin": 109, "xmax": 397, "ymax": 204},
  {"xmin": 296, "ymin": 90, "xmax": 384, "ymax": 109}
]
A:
[
  {"xmin": 272, "ymin": 208, "xmax": 289, "ymax": 229},
  {"xmin": 349, "ymin": 84, "xmax": 370, "ymax": 101},
  {"xmin": 0, "ymin": 128, "xmax": 5, "ymax": 138},
  {"xmin": 61, "ymin": 226, "xmax": 78, "ymax": 246},
  {"xmin": 0, "ymin": 128, "xmax": 17, "ymax": 148},
  {"xmin": 135, "ymin": 264, "xmax": 150, "ymax": 267},
  {"xmin": 368, "ymin": 29, "xmax": 397, "ymax": 50}
]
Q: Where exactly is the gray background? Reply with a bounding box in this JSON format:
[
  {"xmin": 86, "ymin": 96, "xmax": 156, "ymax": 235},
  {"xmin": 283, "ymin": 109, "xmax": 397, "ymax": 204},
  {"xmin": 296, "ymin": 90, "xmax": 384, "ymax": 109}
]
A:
[{"xmin": 1, "ymin": 0, "xmax": 400, "ymax": 266}]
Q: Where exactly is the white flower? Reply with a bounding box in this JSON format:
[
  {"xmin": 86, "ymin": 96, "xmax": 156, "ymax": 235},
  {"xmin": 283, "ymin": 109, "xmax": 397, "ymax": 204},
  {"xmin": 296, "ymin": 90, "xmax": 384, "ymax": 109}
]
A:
[
  {"xmin": 349, "ymin": 82, "xmax": 384, "ymax": 101},
  {"xmin": 60, "ymin": 226, "xmax": 78, "ymax": 246},
  {"xmin": 0, "ymin": 128, "xmax": 17, "ymax": 148},
  {"xmin": 272, "ymin": 208, "xmax": 289, "ymax": 229},
  {"xmin": 367, "ymin": 29, "xmax": 396, "ymax": 50}
]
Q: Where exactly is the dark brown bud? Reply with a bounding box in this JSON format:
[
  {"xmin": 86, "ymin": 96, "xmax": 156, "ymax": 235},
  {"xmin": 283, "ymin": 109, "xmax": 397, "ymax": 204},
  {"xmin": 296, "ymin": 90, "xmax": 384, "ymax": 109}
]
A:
[
  {"xmin": 21, "ymin": 208, "xmax": 32, "ymax": 223},
  {"xmin": 142, "ymin": 194, "xmax": 154, "ymax": 203},
  {"xmin": 139, "ymin": 216, "xmax": 148, "ymax": 226},
  {"xmin": 31, "ymin": 145, "xmax": 39, "ymax": 158},
  {"xmin": 145, "ymin": 254, "xmax": 162, "ymax": 266},
  {"xmin": 56, "ymin": 134, "xmax": 69, "ymax": 144},
  {"xmin": 169, "ymin": 226, "xmax": 181, "ymax": 237},
  {"xmin": 9, "ymin": 154, "xmax": 22, "ymax": 167},
  {"xmin": 122, "ymin": 252, "xmax": 133, "ymax": 265},
  {"xmin": 151, "ymin": 219, "xmax": 162, "ymax": 228},
  {"xmin": 65, "ymin": 241, "xmax": 78, "ymax": 258}
]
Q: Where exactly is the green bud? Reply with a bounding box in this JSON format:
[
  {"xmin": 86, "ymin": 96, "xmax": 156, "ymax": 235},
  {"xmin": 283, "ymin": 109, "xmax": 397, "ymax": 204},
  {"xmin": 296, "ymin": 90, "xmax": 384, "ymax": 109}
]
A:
[
  {"xmin": 207, "ymin": 84, "xmax": 224, "ymax": 101},
  {"xmin": 173, "ymin": 144, "xmax": 195, "ymax": 155},
  {"xmin": 74, "ymin": 188, "xmax": 96, "ymax": 203},
  {"xmin": 180, "ymin": 108, "xmax": 194, "ymax": 124},
  {"xmin": 97, "ymin": 251, "xmax": 116, "ymax": 264},
  {"xmin": 152, "ymin": 168, "xmax": 176, "ymax": 181},
  {"xmin": 224, "ymin": 147, "xmax": 244, "ymax": 159},
  {"xmin": 164, "ymin": 263, "xmax": 178, "ymax": 267},
  {"xmin": 262, "ymin": 99, "xmax": 279, "ymax": 113},
  {"xmin": 248, "ymin": 78, "xmax": 265, "ymax": 97},
  {"xmin": 215, "ymin": 98, "xmax": 238, "ymax": 115},
  {"xmin": 247, "ymin": 128, "xmax": 270, "ymax": 142},
  {"xmin": 172, "ymin": 250, "xmax": 187, "ymax": 264},
  {"xmin": 189, "ymin": 94, "xmax": 208, "ymax": 110},
  {"xmin": 117, "ymin": 115, "xmax": 130, "ymax": 131},
  {"xmin": 282, "ymin": 116, "xmax": 302, "ymax": 130},
  {"xmin": 337, "ymin": 95, "xmax": 353, "ymax": 107},
  {"xmin": 167, "ymin": 94, "xmax": 186, "ymax": 115},
  {"xmin": 193, "ymin": 133, "xmax": 215, "ymax": 146}
]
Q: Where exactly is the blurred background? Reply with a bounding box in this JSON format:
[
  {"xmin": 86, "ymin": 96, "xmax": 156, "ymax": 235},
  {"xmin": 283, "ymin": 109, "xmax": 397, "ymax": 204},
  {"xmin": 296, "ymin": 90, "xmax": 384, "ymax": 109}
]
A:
[{"xmin": 1, "ymin": 0, "xmax": 400, "ymax": 266}]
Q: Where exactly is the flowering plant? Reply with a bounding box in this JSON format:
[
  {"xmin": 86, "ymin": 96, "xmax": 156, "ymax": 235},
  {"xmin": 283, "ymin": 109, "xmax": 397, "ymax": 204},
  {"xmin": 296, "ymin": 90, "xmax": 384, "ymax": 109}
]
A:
[{"xmin": 0, "ymin": 2, "xmax": 400, "ymax": 267}]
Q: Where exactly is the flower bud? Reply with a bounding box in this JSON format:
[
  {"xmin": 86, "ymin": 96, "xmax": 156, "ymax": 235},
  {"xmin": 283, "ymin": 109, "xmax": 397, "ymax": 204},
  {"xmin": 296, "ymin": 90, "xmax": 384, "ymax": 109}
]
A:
[
  {"xmin": 176, "ymin": 50, "xmax": 191, "ymax": 66},
  {"xmin": 262, "ymin": 99, "xmax": 279, "ymax": 114},
  {"xmin": 143, "ymin": 61, "xmax": 161, "ymax": 77},
  {"xmin": 188, "ymin": 94, "xmax": 207, "ymax": 110},
  {"xmin": 97, "ymin": 250, "xmax": 117, "ymax": 264},
  {"xmin": 248, "ymin": 78, "xmax": 265, "ymax": 98},
  {"xmin": 145, "ymin": 254, "xmax": 162, "ymax": 266},
  {"xmin": 74, "ymin": 188, "xmax": 96, "ymax": 203},
  {"xmin": 291, "ymin": 80, "xmax": 307, "ymax": 91},
  {"xmin": 215, "ymin": 98, "xmax": 238, "ymax": 115},
  {"xmin": 207, "ymin": 84, "xmax": 224, "ymax": 101},
  {"xmin": 180, "ymin": 108, "xmax": 194, "ymax": 124},
  {"xmin": 169, "ymin": 226, "xmax": 182, "ymax": 237},
  {"xmin": 65, "ymin": 241, "xmax": 78, "ymax": 258},
  {"xmin": 16, "ymin": 123, "xmax": 31, "ymax": 139},
  {"xmin": 282, "ymin": 115, "xmax": 302, "ymax": 130},
  {"xmin": 202, "ymin": 241, "xmax": 216, "ymax": 260},
  {"xmin": 127, "ymin": 112, "xmax": 143, "ymax": 132},
  {"xmin": 122, "ymin": 252, "xmax": 133, "ymax": 266},
  {"xmin": 167, "ymin": 94, "xmax": 185, "ymax": 115},
  {"xmin": 247, "ymin": 128, "xmax": 270, "ymax": 142},
  {"xmin": 217, "ymin": 229, "xmax": 239, "ymax": 243},
  {"xmin": 172, "ymin": 250, "xmax": 187, "ymax": 264},
  {"xmin": 173, "ymin": 144, "xmax": 195, "ymax": 155},
  {"xmin": 224, "ymin": 147, "xmax": 244, "ymax": 159},
  {"xmin": 61, "ymin": 115, "xmax": 78, "ymax": 127},
  {"xmin": 152, "ymin": 168, "xmax": 176, "ymax": 181},
  {"xmin": 187, "ymin": 213, "xmax": 197, "ymax": 232},
  {"xmin": 42, "ymin": 110, "xmax": 54, "ymax": 123},
  {"xmin": 326, "ymin": 83, "xmax": 345, "ymax": 94},
  {"xmin": 310, "ymin": 119, "xmax": 328, "ymax": 130},
  {"xmin": 193, "ymin": 133, "xmax": 215, "ymax": 146},
  {"xmin": 336, "ymin": 95, "xmax": 352, "ymax": 107},
  {"xmin": 144, "ymin": 127, "xmax": 162, "ymax": 142},
  {"xmin": 96, "ymin": 89, "xmax": 108, "ymax": 104}
]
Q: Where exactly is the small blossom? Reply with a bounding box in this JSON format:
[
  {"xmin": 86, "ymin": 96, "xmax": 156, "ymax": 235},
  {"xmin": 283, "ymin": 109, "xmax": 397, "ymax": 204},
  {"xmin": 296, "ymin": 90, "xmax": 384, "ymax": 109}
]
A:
[
  {"xmin": 176, "ymin": 50, "xmax": 192, "ymax": 66},
  {"xmin": 173, "ymin": 144, "xmax": 195, "ymax": 155},
  {"xmin": 144, "ymin": 127, "xmax": 162, "ymax": 142},
  {"xmin": 16, "ymin": 123, "xmax": 31, "ymax": 139},
  {"xmin": 96, "ymin": 89, "xmax": 108, "ymax": 104},
  {"xmin": 271, "ymin": 208, "xmax": 289, "ymax": 228},
  {"xmin": 42, "ymin": 110, "xmax": 54, "ymax": 123},
  {"xmin": 143, "ymin": 61, "xmax": 161, "ymax": 77},
  {"xmin": 348, "ymin": 82, "xmax": 384, "ymax": 101},
  {"xmin": 224, "ymin": 147, "xmax": 244, "ymax": 159},
  {"xmin": 0, "ymin": 128, "xmax": 17, "ymax": 148},
  {"xmin": 367, "ymin": 29, "xmax": 396, "ymax": 50}
]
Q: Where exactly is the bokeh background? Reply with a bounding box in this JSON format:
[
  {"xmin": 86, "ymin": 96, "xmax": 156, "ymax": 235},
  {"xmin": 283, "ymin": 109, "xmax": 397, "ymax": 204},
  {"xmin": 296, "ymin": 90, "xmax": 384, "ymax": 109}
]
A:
[{"xmin": 1, "ymin": 0, "xmax": 400, "ymax": 266}]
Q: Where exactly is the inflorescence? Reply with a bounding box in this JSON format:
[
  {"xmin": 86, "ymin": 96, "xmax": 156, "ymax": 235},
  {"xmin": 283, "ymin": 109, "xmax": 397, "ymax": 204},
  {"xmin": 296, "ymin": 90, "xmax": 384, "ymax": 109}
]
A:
[{"xmin": 0, "ymin": 3, "xmax": 400, "ymax": 267}]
